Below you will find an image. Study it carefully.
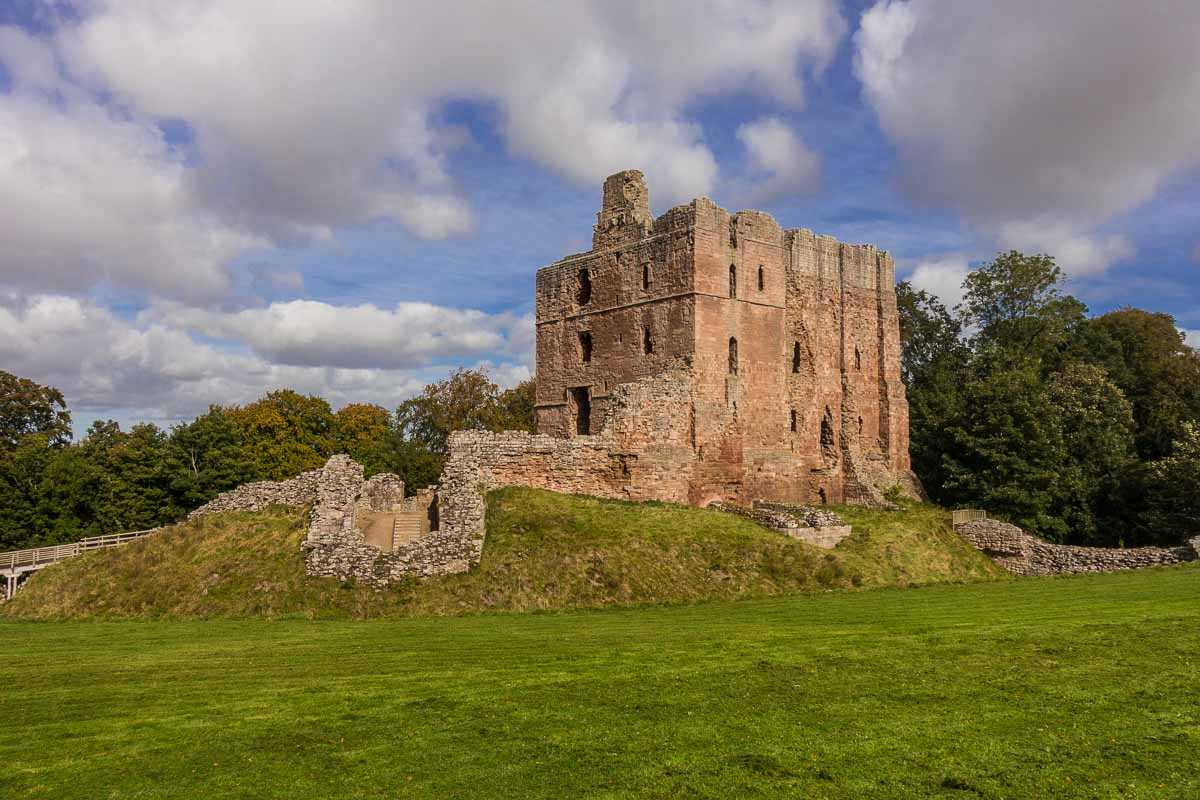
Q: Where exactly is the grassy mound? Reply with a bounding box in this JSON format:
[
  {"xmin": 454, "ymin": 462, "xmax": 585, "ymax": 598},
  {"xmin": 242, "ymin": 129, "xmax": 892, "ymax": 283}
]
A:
[{"xmin": 2, "ymin": 488, "xmax": 1005, "ymax": 620}]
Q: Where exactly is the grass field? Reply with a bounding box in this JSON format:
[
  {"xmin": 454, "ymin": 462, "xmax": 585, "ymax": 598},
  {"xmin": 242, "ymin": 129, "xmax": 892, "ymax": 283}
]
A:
[
  {"xmin": 2, "ymin": 565, "xmax": 1197, "ymax": 798},
  {"xmin": 2, "ymin": 488, "xmax": 1003, "ymax": 620}
]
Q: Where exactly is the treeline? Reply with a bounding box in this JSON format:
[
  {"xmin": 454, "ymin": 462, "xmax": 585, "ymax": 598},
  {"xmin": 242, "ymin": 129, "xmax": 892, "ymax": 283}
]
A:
[
  {"xmin": 0, "ymin": 370, "xmax": 533, "ymax": 551},
  {"xmin": 900, "ymin": 251, "xmax": 1200, "ymax": 547}
]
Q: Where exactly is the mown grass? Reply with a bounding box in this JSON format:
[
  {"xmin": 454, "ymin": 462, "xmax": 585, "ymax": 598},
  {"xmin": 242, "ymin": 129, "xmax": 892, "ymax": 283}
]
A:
[
  {"xmin": 1, "ymin": 488, "xmax": 1004, "ymax": 620},
  {"xmin": 0, "ymin": 565, "xmax": 1197, "ymax": 798}
]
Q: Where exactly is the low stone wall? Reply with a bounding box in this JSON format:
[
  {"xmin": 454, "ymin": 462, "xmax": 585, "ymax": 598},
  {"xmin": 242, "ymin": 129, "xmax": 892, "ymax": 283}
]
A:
[
  {"xmin": 956, "ymin": 518, "xmax": 1199, "ymax": 576},
  {"xmin": 709, "ymin": 502, "xmax": 852, "ymax": 550},
  {"xmin": 187, "ymin": 469, "xmax": 322, "ymax": 519}
]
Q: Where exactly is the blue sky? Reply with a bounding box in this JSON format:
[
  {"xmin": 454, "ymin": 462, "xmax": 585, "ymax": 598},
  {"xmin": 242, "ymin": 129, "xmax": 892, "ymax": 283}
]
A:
[{"xmin": 0, "ymin": 1, "xmax": 1197, "ymax": 435}]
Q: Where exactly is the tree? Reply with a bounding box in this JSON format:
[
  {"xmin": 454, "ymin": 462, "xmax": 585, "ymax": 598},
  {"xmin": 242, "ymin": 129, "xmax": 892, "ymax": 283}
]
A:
[
  {"xmin": 166, "ymin": 407, "xmax": 256, "ymax": 509},
  {"xmin": 333, "ymin": 403, "xmax": 392, "ymax": 462},
  {"xmin": 228, "ymin": 389, "xmax": 336, "ymax": 479},
  {"xmin": 1044, "ymin": 364, "xmax": 1136, "ymax": 544},
  {"xmin": 1081, "ymin": 308, "xmax": 1200, "ymax": 460},
  {"xmin": 495, "ymin": 378, "xmax": 536, "ymax": 433},
  {"xmin": 960, "ymin": 251, "xmax": 1087, "ymax": 360},
  {"xmin": 895, "ymin": 282, "xmax": 970, "ymax": 501},
  {"xmin": 0, "ymin": 371, "xmax": 72, "ymax": 451},
  {"xmin": 1131, "ymin": 423, "xmax": 1200, "ymax": 545}
]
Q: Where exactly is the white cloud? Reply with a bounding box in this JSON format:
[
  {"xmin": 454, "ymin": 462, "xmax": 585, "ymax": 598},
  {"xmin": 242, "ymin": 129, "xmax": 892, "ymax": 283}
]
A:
[
  {"xmin": 735, "ymin": 117, "xmax": 820, "ymax": 202},
  {"xmin": 0, "ymin": 2, "xmax": 845, "ymax": 301},
  {"xmin": 0, "ymin": 294, "xmax": 531, "ymax": 425},
  {"xmin": 904, "ymin": 254, "xmax": 969, "ymax": 309},
  {"xmin": 1183, "ymin": 330, "xmax": 1200, "ymax": 350},
  {"xmin": 854, "ymin": 0, "xmax": 1200, "ymax": 273},
  {"xmin": 143, "ymin": 299, "xmax": 528, "ymax": 370},
  {"xmin": 998, "ymin": 221, "xmax": 1135, "ymax": 276}
]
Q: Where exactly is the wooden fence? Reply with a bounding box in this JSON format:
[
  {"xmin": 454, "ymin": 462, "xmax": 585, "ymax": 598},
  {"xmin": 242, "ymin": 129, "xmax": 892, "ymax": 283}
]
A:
[
  {"xmin": 950, "ymin": 509, "xmax": 988, "ymax": 526},
  {"xmin": 0, "ymin": 528, "xmax": 159, "ymax": 573}
]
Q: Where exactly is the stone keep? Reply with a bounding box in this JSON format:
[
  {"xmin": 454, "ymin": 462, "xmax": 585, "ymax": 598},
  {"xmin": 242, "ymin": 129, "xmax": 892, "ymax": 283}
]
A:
[{"xmin": 534, "ymin": 170, "xmax": 920, "ymax": 506}]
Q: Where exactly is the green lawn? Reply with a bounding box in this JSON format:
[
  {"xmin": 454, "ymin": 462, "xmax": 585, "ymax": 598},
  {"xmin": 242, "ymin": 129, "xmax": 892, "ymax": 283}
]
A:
[{"xmin": 2, "ymin": 566, "xmax": 1197, "ymax": 799}]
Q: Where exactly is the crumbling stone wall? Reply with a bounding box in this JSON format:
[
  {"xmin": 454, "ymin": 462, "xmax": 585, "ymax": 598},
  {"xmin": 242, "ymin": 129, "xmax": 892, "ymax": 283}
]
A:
[
  {"xmin": 708, "ymin": 501, "xmax": 852, "ymax": 550},
  {"xmin": 956, "ymin": 518, "xmax": 1198, "ymax": 576},
  {"xmin": 187, "ymin": 469, "xmax": 322, "ymax": 519},
  {"xmin": 534, "ymin": 169, "xmax": 920, "ymax": 508}
]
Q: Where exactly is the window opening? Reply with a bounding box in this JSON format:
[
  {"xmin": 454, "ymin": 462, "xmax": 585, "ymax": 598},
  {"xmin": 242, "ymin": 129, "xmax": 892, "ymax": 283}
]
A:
[
  {"xmin": 578, "ymin": 331, "xmax": 592, "ymax": 364},
  {"xmin": 570, "ymin": 387, "xmax": 591, "ymax": 436},
  {"xmin": 577, "ymin": 267, "xmax": 591, "ymax": 305}
]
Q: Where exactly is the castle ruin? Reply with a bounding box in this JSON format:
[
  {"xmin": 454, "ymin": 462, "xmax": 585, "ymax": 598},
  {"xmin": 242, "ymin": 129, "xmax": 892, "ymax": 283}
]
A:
[{"xmin": 533, "ymin": 170, "xmax": 920, "ymax": 507}]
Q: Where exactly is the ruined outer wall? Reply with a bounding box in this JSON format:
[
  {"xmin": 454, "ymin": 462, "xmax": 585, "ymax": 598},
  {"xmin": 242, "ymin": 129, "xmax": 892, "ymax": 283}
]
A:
[
  {"xmin": 957, "ymin": 518, "xmax": 1200, "ymax": 575},
  {"xmin": 187, "ymin": 469, "xmax": 322, "ymax": 518}
]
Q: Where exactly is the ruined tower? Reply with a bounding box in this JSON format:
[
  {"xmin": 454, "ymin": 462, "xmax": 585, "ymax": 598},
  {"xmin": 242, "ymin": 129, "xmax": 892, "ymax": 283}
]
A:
[{"xmin": 534, "ymin": 170, "xmax": 919, "ymax": 506}]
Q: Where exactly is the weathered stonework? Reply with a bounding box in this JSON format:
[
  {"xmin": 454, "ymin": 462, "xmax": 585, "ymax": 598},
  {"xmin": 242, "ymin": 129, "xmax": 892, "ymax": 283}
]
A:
[
  {"xmin": 956, "ymin": 518, "xmax": 1198, "ymax": 576},
  {"xmin": 534, "ymin": 170, "xmax": 920, "ymax": 508},
  {"xmin": 187, "ymin": 470, "xmax": 322, "ymax": 518},
  {"xmin": 708, "ymin": 501, "xmax": 852, "ymax": 550}
]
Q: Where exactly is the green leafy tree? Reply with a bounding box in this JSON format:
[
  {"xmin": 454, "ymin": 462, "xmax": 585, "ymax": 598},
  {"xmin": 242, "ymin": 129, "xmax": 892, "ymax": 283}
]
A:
[
  {"xmin": 1132, "ymin": 423, "xmax": 1200, "ymax": 545},
  {"xmin": 229, "ymin": 389, "xmax": 336, "ymax": 479},
  {"xmin": 333, "ymin": 403, "xmax": 392, "ymax": 462},
  {"xmin": 166, "ymin": 407, "xmax": 256, "ymax": 509},
  {"xmin": 0, "ymin": 371, "xmax": 72, "ymax": 451},
  {"xmin": 960, "ymin": 251, "xmax": 1087, "ymax": 360},
  {"xmin": 1080, "ymin": 308, "xmax": 1200, "ymax": 459},
  {"xmin": 495, "ymin": 378, "xmax": 536, "ymax": 433}
]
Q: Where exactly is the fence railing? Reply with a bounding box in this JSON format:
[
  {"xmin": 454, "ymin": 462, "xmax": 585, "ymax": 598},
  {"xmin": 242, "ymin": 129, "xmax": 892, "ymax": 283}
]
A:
[
  {"xmin": 951, "ymin": 509, "xmax": 988, "ymax": 526},
  {"xmin": 0, "ymin": 528, "xmax": 160, "ymax": 572}
]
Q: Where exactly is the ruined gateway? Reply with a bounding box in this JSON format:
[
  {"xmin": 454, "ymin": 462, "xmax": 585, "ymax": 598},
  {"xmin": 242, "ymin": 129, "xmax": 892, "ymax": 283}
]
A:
[{"xmin": 534, "ymin": 170, "xmax": 921, "ymax": 507}]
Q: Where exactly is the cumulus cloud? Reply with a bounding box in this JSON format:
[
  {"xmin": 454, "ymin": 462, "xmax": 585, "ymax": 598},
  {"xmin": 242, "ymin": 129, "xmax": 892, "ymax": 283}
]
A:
[
  {"xmin": 0, "ymin": 1, "xmax": 845, "ymax": 302},
  {"xmin": 997, "ymin": 221, "xmax": 1135, "ymax": 276},
  {"xmin": 904, "ymin": 254, "xmax": 969, "ymax": 309},
  {"xmin": 1184, "ymin": 330, "xmax": 1200, "ymax": 350},
  {"xmin": 735, "ymin": 117, "xmax": 820, "ymax": 202},
  {"xmin": 143, "ymin": 299, "xmax": 528, "ymax": 370},
  {"xmin": 0, "ymin": 294, "xmax": 531, "ymax": 425},
  {"xmin": 854, "ymin": 0, "xmax": 1200, "ymax": 273}
]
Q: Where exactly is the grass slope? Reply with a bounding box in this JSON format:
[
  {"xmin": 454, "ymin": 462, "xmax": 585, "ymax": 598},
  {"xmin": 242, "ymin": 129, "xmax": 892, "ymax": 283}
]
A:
[
  {"xmin": 0, "ymin": 567, "xmax": 1197, "ymax": 798},
  {"xmin": 2, "ymin": 489, "xmax": 1003, "ymax": 620}
]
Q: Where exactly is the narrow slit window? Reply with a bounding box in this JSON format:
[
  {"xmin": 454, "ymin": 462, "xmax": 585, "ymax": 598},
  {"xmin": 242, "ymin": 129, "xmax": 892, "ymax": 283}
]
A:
[
  {"xmin": 643, "ymin": 326, "xmax": 654, "ymax": 355},
  {"xmin": 577, "ymin": 267, "xmax": 591, "ymax": 306},
  {"xmin": 642, "ymin": 263, "xmax": 652, "ymax": 291},
  {"xmin": 792, "ymin": 342, "xmax": 801, "ymax": 373},
  {"xmin": 728, "ymin": 337, "xmax": 738, "ymax": 375},
  {"xmin": 790, "ymin": 409, "xmax": 797, "ymax": 432},
  {"xmin": 855, "ymin": 346, "xmax": 862, "ymax": 371},
  {"xmin": 729, "ymin": 264, "xmax": 737, "ymax": 298},
  {"xmin": 578, "ymin": 331, "xmax": 592, "ymax": 365},
  {"xmin": 757, "ymin": 265, "xmax": 764, "ymax": 291}
]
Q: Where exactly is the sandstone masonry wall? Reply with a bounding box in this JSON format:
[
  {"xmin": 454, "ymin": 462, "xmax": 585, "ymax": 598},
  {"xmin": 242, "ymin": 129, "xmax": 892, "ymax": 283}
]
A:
[
  {"xmin": 188, "ymin": 469, "xmax": 322, "ymax": 518},
  {"xmin": 956, "ymin": 518, "xmax": 1199, "ymax": 576}
]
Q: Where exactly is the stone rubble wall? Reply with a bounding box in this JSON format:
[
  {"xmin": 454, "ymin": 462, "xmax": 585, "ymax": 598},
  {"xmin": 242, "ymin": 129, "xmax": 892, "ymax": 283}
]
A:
[
  {"xmin": 956, "ymin": 518, "xmax": 1198, "ymax": 576},
  {"xmin": 187, "ymin": 469, "xmax": 323, "ymax": 519},
  {"xmin": 709, "ymin": 502, "xmax": 852, "ymax": 550}
]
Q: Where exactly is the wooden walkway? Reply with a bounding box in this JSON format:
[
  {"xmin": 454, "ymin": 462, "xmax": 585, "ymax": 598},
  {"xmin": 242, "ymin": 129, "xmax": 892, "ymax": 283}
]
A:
[{"xmin": 0, "ymin": 529, "xmax": 159, "ymax": 599}]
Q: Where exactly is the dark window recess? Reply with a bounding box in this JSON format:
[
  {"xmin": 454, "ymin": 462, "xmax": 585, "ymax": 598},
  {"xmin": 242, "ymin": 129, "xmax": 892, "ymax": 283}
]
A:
[
  {"xmin": 820, "ymin": 407, "xmax": 836, "ymax": 460},
  {"xmin": 570, "ymin": 387, "xmax": 591, "ymax": 436},
  {"xmin": 818, "ymin": 487, "xmax": 828, "ymax": 505},
  {"xmin": 758, "ymin": 265, "xmax": 764, "ymax": 291},
  {"xmin": 642, "ymin": 263, "xmax": 652, "ymax": 290},
  {"xmin": 577, "ymin": 267, "xmax": 592, "ymax": 305},
  {"xmin": 643, "ymin": 326, "xmax": 654, "ymax": 354},
  {"xmin": 789, "ymin": 409, "xmax": 797, "ymax": 432},
  {"xmin": 858, "ymin": 416, "xmax": 864, "ymax": 435},
  {"xmin": 427, "ymin": 496, "xmax": 439, "ymax": 532},
  {"xmin": 855, "ymin": 346, "xmax": 862, "ymax": 371},
  {"xmin": 728, "ymin": 337, "xmax": 738, "ymax": 375},
  {"xmin": 792, "ymin": 341, "xmax": 801, "ymax": 373},
  {"xmin": 729, "ymin": 264, "xmax": 737, "ymax": 298},
  {"xmin": 578, "ymin": 331, "xmax": 592, "ymax": 364}
]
